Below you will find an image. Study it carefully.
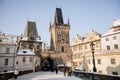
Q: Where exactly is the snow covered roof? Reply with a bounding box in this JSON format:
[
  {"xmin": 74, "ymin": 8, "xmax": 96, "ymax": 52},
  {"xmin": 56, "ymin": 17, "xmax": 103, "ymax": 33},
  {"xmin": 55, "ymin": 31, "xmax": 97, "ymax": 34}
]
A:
[
  {"xmin": 113, "ymin": 19, "xmax": 120, "ymax": 26},
  {"xmin": 102, "ymin": 19, "xmax": 120, "ymax": 37},
  {"xmin": 21, "ymin": 37, "xmax": 28, "ymax": 41},
  {"xmin": 102, "ymin": 26, "xmax": 120, "ymax": 37},
  {"xmin": 36, "ymin": 38, "xmax": 41, "ymax": 42},
  {"xmin": 21, "ymin": 37, "xmax": 41, "ymax": 42},
  {"xmin": 17, "ymin": 49, "xmax": 36, "ymax": 55}
]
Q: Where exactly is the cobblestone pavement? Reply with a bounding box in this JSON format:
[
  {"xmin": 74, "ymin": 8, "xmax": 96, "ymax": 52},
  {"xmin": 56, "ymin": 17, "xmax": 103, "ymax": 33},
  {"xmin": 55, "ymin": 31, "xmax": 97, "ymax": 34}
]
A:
[{"xmin": 9, "ymin": 71, "xmax": 81, "ymax": 80}]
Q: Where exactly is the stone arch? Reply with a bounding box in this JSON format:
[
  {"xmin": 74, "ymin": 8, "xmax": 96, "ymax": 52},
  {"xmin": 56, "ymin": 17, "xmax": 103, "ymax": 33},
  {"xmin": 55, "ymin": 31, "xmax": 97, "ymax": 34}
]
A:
[{"xmin": 41, "ymin": 56, "xmax": 57, "ymax": 71}]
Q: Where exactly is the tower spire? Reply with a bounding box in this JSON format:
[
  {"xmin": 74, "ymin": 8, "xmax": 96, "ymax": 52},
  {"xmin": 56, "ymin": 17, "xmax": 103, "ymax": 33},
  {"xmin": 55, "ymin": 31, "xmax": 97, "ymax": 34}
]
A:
[
  {"xmin": 23, "ymin": 21, "xmax": 38, "ymax": 38},
  {"xmin": 50, "ymin": 21, "xmax": 51, "ymax": 27},
  {"xmin": 68, "ymin": 17, "xmax": 70, "ymax": 25},
  {"xmin": 54, "ymin": 8, "xmax": 64, "ymax": 24}
]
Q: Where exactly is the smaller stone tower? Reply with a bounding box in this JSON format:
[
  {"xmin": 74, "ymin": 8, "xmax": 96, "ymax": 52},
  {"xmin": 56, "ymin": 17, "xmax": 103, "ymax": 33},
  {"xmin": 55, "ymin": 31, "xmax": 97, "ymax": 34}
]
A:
[{"xmin": 18, "ymin": 21, "xmax": 42, "ymax": 54}]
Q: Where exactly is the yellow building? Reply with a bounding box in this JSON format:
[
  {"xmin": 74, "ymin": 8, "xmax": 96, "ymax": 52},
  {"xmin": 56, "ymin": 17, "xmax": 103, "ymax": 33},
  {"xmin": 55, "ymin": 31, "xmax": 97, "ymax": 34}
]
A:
[
  {"xmin": 71, "ymin": 30, "xmax": 101, "ymax": 72},
  {"xmin": 71, "ymin": 19, "xmax": 120, "ymax": 76}
]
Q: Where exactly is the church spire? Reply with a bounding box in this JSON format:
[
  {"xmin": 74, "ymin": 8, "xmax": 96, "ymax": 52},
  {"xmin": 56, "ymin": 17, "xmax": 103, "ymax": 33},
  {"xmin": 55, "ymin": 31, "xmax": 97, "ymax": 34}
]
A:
[{"xmin": 54, "ymin": 8, "xmax": 64, "ymax": 24}]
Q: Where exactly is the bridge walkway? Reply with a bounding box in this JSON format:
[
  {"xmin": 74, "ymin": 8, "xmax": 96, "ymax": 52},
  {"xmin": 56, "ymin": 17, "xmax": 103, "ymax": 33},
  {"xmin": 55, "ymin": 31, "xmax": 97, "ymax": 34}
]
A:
[{"xmin": 9, "ymin": 71, "xmax": 82, "ymax": 80}]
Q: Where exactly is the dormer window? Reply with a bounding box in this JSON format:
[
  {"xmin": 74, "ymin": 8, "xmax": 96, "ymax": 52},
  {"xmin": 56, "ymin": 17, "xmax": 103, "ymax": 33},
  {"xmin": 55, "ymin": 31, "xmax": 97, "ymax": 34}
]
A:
[{"xmin": 23, "ymin": 51, "xmax": 27, "ymax": 53}]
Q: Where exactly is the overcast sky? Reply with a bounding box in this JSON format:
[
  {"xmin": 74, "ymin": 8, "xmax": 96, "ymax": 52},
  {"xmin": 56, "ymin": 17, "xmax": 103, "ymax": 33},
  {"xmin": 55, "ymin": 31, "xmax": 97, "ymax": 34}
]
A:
[{"xmin": 0, "ymin": 0, "xmax": 120, "ymax": 45}]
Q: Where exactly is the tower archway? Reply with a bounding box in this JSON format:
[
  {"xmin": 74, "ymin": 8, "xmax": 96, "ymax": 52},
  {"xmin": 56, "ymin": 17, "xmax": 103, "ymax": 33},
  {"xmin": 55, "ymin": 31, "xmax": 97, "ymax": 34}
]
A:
[{"xmin": 41, "ymin": 57, "xmax": 57, "ymax": 71}]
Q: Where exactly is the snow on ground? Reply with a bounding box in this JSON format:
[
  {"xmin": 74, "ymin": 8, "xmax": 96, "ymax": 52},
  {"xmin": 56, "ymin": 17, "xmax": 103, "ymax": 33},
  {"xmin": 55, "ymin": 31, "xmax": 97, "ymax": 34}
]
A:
[{"xmin": 9, "ymin": 71, "xmax": 82, "ymax": 80}]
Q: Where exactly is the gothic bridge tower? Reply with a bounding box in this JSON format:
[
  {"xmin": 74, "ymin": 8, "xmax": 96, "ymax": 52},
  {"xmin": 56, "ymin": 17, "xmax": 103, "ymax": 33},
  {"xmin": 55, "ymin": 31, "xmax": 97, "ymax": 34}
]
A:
[
  {"xmin": 45, "ymin": 8, "xmax": 72, "ymax": 67},
  {"xmin": 49, "ymin": 8, "xmax": 70, "ymax": 53}
]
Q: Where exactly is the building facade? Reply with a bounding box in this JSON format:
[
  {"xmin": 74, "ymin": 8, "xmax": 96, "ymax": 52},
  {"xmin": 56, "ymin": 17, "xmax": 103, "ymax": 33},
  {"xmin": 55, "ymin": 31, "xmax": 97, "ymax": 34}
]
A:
[
  {"xmin": 15, "ymin": 49, "xmax": 40, "ymax": 72},
  {"xmin": 71, "ymin": 19, "xmax": 120, "ymax": 76},
  {"xmin": 16, "ymin": 21, "xmax": 42, "ymax": 71},
  {"xmin": 0, "ymin": 32, "xmax": 17, "ymax": 72},
  {"xmin": 71, "ymin": 30, "xmax": 101, "ymax": 71},
  {"xmin": 47, "ymin": 8, "xmax": 72, "ymax": 66},
  {"xmin": 98, "ymin": 19, "xmax": 120, "ymax": 75}
]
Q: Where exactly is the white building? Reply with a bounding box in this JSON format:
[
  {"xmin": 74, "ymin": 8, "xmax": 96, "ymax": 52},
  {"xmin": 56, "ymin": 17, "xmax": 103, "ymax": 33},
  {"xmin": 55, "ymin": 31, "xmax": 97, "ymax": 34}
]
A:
[
  {"xmin": 6, "ymin": 34, "xmax": 20, "ymax": 44},
  {"xmin": 15, "ymin": 49, "xmax": 40, "ymax": 72},
  {"xmin": 101, "ymin": 19, "xmax": 120, "ymax": 51},
  {"xmin": 100, "ymin": 19, "xmax": 120, "ymax": 75},
  {"xmin": 0, "ymin": 32, "xmax": 17, "ymax": 72}
]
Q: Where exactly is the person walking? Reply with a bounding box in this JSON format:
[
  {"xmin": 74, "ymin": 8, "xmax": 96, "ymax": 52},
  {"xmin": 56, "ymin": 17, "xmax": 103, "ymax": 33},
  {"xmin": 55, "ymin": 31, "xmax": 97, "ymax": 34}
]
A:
[
  {"xmin": 63, "ymin": 66, "xmax": 67, "ymax": 76},
  {"xmin": 55, "ymin": 66, "xmax": 58, "ymax": 74},
  {"xmin": 68, "ymin": 67, "xmax": 72, "ymax": 76},
  {"xmin": 14, "ymin": 67, "xmax": 19, "ymax": 79}
]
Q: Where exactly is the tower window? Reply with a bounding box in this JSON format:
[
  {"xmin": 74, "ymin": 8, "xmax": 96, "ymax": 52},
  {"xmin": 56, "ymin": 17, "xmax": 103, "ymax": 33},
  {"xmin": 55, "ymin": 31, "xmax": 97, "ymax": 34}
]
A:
[
  {"xmin": 29, "ymin": 57, "xmax": 33, "ymax": 62},
  {"xmin": 29, "ymin": 45, "xmax": 32, "ymax": 49},
  {"xmin": 37, "ymin": 46, "xmax": 39, "ymax": 49},
  {"xmin": 62, "ymin": 46, "xmax": 64, "ymax": 52},
  {"xmin": 23, "ymin": 57, "xmax": 26, "ymax": 62}
]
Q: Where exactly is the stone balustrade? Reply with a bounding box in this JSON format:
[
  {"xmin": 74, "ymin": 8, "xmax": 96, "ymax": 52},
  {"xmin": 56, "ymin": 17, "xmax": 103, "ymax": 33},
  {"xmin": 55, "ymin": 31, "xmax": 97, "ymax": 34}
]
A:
[{"xmin": 73, "ymin": 70, "xmax": 120, "ymax": 80}]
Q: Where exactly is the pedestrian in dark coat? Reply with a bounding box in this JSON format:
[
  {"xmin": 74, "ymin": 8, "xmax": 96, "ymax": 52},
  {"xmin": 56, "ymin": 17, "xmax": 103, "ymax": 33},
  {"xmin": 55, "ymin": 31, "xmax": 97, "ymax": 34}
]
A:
[
  {"xmin": 55, "ymin": 66, "xmax": 58, "ymax": 74},
  {"xmin": 68, "ymin": 67, "xmax": 72, "ymax": 76}
]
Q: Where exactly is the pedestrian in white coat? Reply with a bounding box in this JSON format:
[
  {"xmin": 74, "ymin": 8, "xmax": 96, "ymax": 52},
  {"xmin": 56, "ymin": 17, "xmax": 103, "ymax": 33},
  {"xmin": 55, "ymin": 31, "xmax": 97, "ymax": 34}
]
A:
[{"xmin": 14, "ymin": 67, "xmax": 19, "ymax": 79}]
